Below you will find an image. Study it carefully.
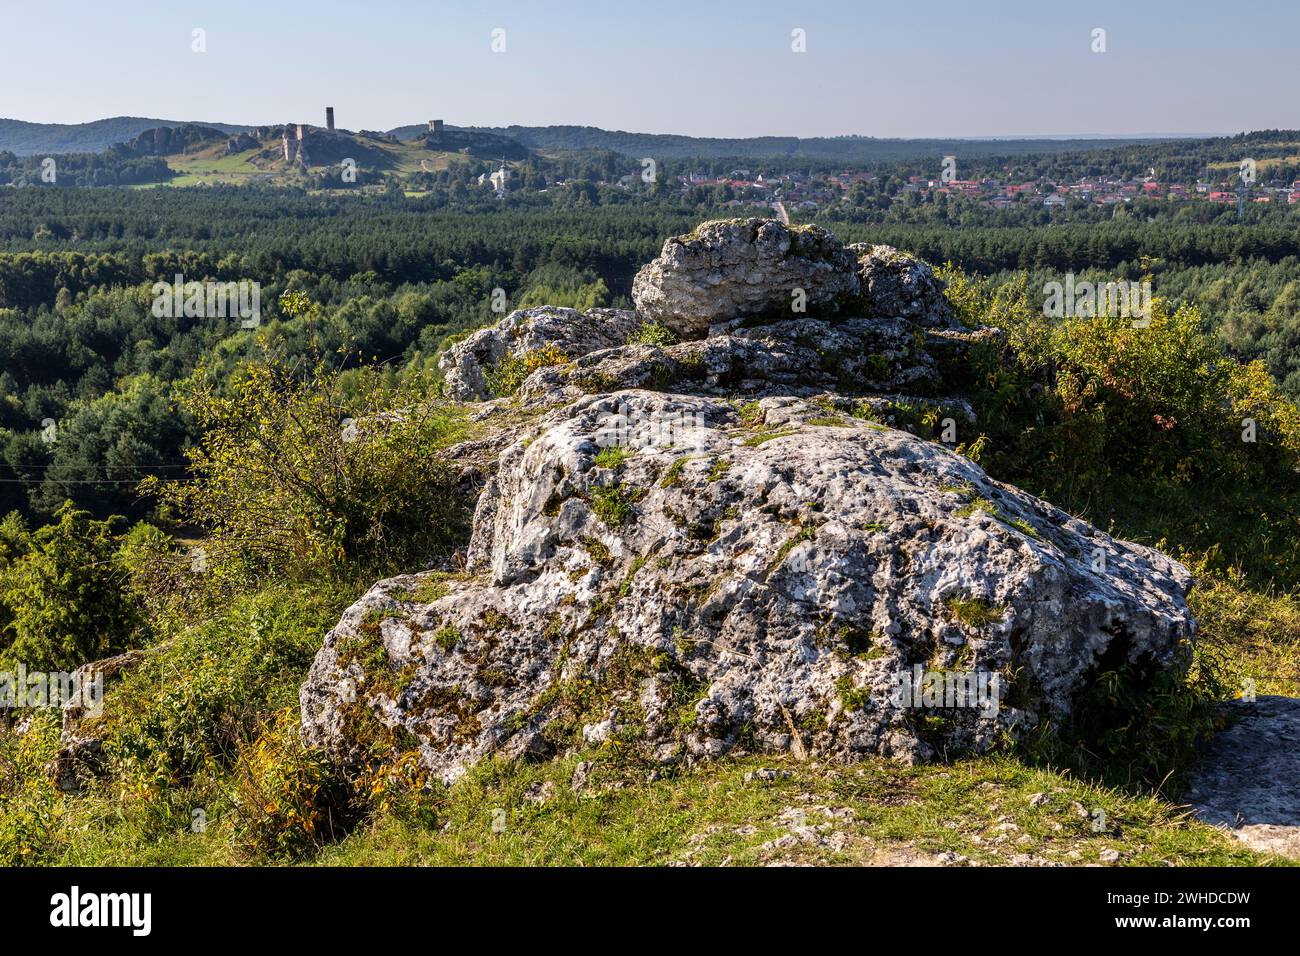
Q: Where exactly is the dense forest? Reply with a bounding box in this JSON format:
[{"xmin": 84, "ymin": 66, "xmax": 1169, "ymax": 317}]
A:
[{"xmin": 2, "ymin": 182, "xmax": 1300, "ymax": 525}]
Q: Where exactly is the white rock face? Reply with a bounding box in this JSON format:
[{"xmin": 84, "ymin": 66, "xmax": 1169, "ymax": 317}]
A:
[
  {"xmin": 439, "ymin": 306, "xmax": 643, "ymax": 401},
  {"xmin": 632, "ymin": 219, "xmax": 861, "ymax": 338},
  {"xmin": 301, "ymin": 390, "xmax": 1195, "ymax": 784}
]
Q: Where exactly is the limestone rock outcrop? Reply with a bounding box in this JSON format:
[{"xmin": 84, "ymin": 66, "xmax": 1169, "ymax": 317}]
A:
[
  {"xmin": 300, "ymin": 391, "xmax": 1194, "ymax": 783},
  {"xmin": 440, "ymin": 306, "xmax": 644, "ymax": 401},
  {"xmin": 302, "ymin": 217, "xmax": 1198, "ymax": 786},
  {"xmin": 1188, "ymin": 695, "xmax": 1300, "ymax": 859},
  {"xmin": 632, "ymin": 219, "xmax": 861, "ymax": 337},
  {"xmin": 851, "ymin": 243, "xmax": 958, "ymax": 328}
]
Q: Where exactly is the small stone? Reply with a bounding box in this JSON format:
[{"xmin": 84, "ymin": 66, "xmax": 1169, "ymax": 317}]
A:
[
  {"xmin": 570, "ymin": 760, "xmax": 593, "ymax": 792},
  {"xmin": 581, "ymin": 720, "xmax": 612, "ymax": 745},
  {"xmin": 522, "ymin": 780, "xmax": 556, "ymax": 805}
]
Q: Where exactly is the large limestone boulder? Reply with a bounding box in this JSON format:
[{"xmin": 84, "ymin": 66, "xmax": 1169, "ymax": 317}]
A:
[
  {"xmin": 301, "ymin": 390, "xmax": 1195, "ymax": 783},
  {"xmin": 516, "ymin": 314, "xmax": 992, "ymax": 406},
  {"xmin": 632, "ymin": 219, "xmax": 861, "ymax": 338}
]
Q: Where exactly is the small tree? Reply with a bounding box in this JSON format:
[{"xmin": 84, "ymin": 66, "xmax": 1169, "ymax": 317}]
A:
[
  {"xmin": 144, "ymin": 338, "xmax": 471, "ymax": 588},
  {"xmin": 0, "ymin": 503, "xmax": 146, "ymax": 671}
]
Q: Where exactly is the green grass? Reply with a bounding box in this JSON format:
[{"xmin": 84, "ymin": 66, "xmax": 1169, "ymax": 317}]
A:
[
  {"xmin": 626, "ymin": 321, "xmax": 677, "ymax": 347},
  {"xmin": 743, "ymin": 429, "xmax": 798, "ymax": 447},
  {"xmin": 589, "ymin": 483, "xmax": 643, "ymax": 527},
  {"xmin": 581, "ymin": 535, "xmax": 612, "ymax": 565},
  {"xmin": 945, "ymin": 595, "xmax": 1008, "ymax": 628},
  {"xmin": 594, "ymin": 446, "xmax": 629, "ymax": 470},
  {"xmin": 16, "ymin": 738, "xmax": 1285, "ymax": 867},
  {"xmin": 403, "ymin": 572, "xmax": 461, "ymax": 605},
  {"xmin": 7, "ymin": 569, "xmax": 1298, "ymax": 867},
  {"xmin": 434, "ymin": 624, "xmax": 461, "ymax": 652},
  {"xmin": 660, "ymin": 455, "xmax": 695, "ymax": 488},
  {"xmin": 5, "ymin": 518, "xmax": 1298, "ymax": 868},
  {"xmin": 308, "ymin": 752, "xmax": 1278, "ymax": 867}
]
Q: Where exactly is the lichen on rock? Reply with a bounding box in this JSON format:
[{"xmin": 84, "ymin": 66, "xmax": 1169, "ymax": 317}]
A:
[{"xmin": 302, "ymin": 218, "xmax": 1199, "ymax": 786}]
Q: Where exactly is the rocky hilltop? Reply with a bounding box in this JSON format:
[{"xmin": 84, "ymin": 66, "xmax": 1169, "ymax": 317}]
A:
[{"xmin": 300, "ymin": 219, "xmax": 1197, "ymax": 784}]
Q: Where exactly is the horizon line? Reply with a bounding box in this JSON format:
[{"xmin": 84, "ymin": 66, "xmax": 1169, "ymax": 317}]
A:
[{"xmin": 0, "ymin": 115, "xmax": 1241, "ymax": 143}]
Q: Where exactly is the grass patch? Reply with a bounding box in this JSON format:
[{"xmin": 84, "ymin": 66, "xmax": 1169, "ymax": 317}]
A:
[
  {"xmin": 308, "ymin": 751, "xmax": 1278, "ymax": 867},
  {"xmin": 433, "ymin": 624, "xmax": 462, "ymax": 652},
  {"xmin": 581, "ymin": 535, "xmax": 613, "ymax": 565},
  {"xmin": 945, "ymin": 595, "xmax": 1007, "ymax": 628},
  {"xmin": 743, "ymin": 429, "xmax": 798, "ymax": 448},
  {"xmin": 626, "ymin": 321, "xmax": 678, "ymax": 347},
  {"xmin": 590, "ymin": 484, "xmax": 643, "ymax": 527},
  {"xmin": 594, "ymin": 446, "xmax": 629, "ymax": 470}
]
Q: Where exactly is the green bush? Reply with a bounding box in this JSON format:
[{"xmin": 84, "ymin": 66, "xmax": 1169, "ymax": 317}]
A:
[
  {"xmin": 144, "ymin": 341, "xmax": 473, "ymax": 587},
  {"xmin": 0, "ymin": 503, "xmax": 147, "ymax": 671},
  {"xmin": 940, "ymin": 266, "xmax": 1300, "ymax": 589}
]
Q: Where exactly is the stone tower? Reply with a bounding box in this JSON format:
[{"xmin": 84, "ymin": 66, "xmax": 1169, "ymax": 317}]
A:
[{"xmin": 326, "ymin": 107, "xmax": 335, "ymax": 131}]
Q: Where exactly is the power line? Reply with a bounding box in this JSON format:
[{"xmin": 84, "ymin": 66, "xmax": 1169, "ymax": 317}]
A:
[
  {"xmin": 0, "ymin": 478, "xmax": 192, "ymax": 484},
  {"xmin": 0, "ymin": 463, "xmax": 188, "ymax": 471}
]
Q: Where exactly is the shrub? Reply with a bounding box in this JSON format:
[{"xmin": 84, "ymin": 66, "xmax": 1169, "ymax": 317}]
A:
[
  {"xmin": 0, "ymin": 710, "xmax": 62, "ymax": 865},
  {"xmin": 483, "ymin": 342, "xmax": 568, "ymax": 397},
  {"xmin": 940, "ymin": 267, "xmax": 1300, "ymax": 589},
  {"xmin": 99, "ymin": 583, "xmax": 347, "ymax": 791},
  {"xmin": 626, "ymin": 320, "xmax": 677, "ymax": 347},
  {"xmin": 231, "ymin": 709, "xmax": 344, "ymax": 859},
  {"xmin": 0, "ymin": 503, "xmax": 147, "ymax": 671},
  {"xmin": 144, "ymin": 341, "xmax": 472, "ymax": 587}
]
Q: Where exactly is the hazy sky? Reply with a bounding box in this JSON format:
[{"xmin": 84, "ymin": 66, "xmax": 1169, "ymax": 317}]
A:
[{"xmin": 2, "ymin": 0, "xmax": 1296, "ymax": 137}]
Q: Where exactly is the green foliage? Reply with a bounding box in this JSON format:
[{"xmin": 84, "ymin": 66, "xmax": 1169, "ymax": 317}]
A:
[
  {"xmin": 516, "ymin": 263, "xmax": 609, "ymax": 312},
  {"xmin": 0, "ymin": 709, "xmax": 62, "ymax": 864},
  {"xmin": 626, "ymin": 320, "xmax": 678, "ymax": 347},
  {"xmin": 944, "ymin": 595, "xmax": 1006, "ymax": 629},
  {"xmin": 742, "ymin": 429, "xmax": 797, "ymax": 447},
  {"xmin": 943, "ymin": 268, "xmax": 1300, "ymax": 589},
  {"xmin": 433, "ymin": 624, "xmax": 461, "ymax": 652},
  {"xmin": 593, "ymin": 446, "xmax": 628, "ymax": 469},
  {"xmin": 143, "ymin": 339, "xmax": 471, "ymax": 586},
  {"xmin": 659, "ymin": 455, "xmax": 691, "ymax": 488},
  {"xmin": 482, "ymin": 342, "xmax": 568, "ymax": 398},
  {"xmin": 232, "ymin": 709, "xmax": 346, "ymax": 859},
  {"xmin": 0, "ymin": 503, "xmax": 147, "ymax": 670},
  {"xmin": 590, "ymin": 484, "xmax": 639, "ymax": 527},
  {"xmin": 100, "ymin": 584, "xmax": 343, "ymax": 788}
]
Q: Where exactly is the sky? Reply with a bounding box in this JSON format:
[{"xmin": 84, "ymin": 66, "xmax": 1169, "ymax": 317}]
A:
[{"xmin": 1, "ymin": 0, "xmax": 1296, "ymax": 138}]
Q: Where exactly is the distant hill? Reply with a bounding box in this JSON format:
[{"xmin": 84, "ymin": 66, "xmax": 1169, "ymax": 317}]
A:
[
  {"xmin": 111, "ymin": 124, "xmax": 231, "ymax": 157},
  {"xmin": 415, "ymin": 125, "xmax": 1182, "ymax": 162},
  {"xmin": 0, "ymin": 117, "xmax": 245, "ymax": 155}
]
